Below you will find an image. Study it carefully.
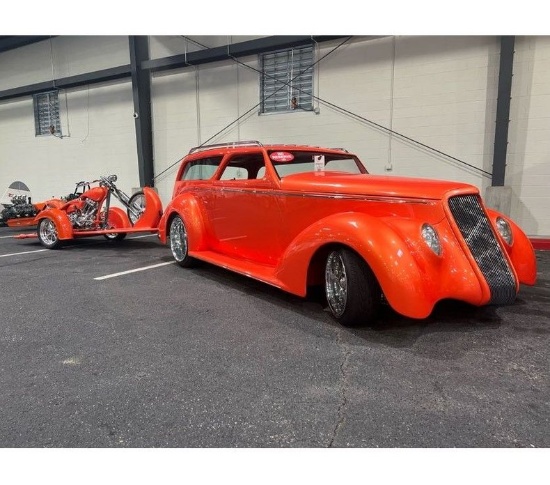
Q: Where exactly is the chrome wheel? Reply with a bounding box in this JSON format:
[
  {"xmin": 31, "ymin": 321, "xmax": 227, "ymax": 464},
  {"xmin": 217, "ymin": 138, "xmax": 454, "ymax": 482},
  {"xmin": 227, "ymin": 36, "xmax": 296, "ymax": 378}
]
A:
[
  {"xmin": 127, "ymin": 192, "xmax": 146, "ymax": 225},
  {"xmin": 170, "ymin": 216, "xmax": 188, "ymax": 262},
  {"xmin": 325, "ymin": 250, "xmax": 348, "ymax": 318},
  {"xmin": 38, "ymin": 218, "xmax": 60, "ymax": 249}
]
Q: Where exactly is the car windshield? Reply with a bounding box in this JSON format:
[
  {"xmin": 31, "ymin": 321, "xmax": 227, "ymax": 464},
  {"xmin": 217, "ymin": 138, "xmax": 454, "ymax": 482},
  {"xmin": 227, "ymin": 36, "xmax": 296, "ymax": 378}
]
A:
[{"xmin": 269, "ymin": 151, "xmax": 367, "ymax": 178}]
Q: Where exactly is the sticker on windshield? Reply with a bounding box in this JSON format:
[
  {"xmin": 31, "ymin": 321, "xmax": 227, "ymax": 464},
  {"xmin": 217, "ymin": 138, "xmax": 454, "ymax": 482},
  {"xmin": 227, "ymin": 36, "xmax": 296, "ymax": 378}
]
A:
[
  {"xmin": 270, "ymin": 151, "xmax": 294, "ymax": 162},
  {"xmin": 314, "ymin": 155, "xmax": 325, "ymax": 172}
]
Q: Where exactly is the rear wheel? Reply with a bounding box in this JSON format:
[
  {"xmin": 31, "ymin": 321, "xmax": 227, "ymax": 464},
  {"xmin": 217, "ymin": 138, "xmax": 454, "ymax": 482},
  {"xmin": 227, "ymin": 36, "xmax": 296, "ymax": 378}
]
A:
[
  {"xmin": 37, "ymin": 218, "xmax": 61, "ymax": 249},
  {"xmin": 104, "ymin": 232, "xmax": 127, "ymax": 242},
  {"xmin": 127, "ymin": 192, "xmax": 146, "ymax": 225},
  {"xmin": 169, "ymin": 215, "xmax": 196, "ymax": 267},
  {"xmin": 325, "ymin": 248, "xmax": 381, "ymax": 327}
]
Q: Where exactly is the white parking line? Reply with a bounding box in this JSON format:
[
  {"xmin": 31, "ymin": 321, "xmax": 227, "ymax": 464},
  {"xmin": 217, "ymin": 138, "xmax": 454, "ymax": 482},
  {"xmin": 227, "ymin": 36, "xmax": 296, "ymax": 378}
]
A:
[
  {"xmin": 94, "ymin": 261, "xmax": 175, "ymax": 281},
  {"xmin": 0, "ymin": 234, "xmax": 35, "ymax": 239},
  {"xmin": 0, "ymin": 249, "xmax": 48, "ymax": 258}
]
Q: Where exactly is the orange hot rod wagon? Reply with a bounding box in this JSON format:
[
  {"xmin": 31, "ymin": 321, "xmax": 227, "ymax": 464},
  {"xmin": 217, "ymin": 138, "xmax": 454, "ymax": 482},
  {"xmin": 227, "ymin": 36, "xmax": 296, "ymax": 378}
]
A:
[{"xmin": 158, "ymin": 141, "xmax": 537, "ymax": 327}]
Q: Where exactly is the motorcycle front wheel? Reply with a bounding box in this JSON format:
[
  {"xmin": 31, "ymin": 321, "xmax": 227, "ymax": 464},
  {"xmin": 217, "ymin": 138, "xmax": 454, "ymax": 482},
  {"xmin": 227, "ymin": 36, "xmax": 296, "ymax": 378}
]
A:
[{"xmin": 127, "ymin": 192, "xmax": 146, "ymax": 225}]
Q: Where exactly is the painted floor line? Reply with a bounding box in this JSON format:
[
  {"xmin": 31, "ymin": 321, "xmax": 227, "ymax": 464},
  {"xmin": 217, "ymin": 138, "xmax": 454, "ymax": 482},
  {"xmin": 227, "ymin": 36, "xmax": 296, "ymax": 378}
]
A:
[
  {"xmin": 94, "ymin": 261, "xmax": 175, "ymax": 281},
  {"xmin": 0, "ymin": 234, "xmax": 35, "ymax": 239},
  {"xmin": 0, "ymin": 248, "xmax": 48, "ymax": 258}
]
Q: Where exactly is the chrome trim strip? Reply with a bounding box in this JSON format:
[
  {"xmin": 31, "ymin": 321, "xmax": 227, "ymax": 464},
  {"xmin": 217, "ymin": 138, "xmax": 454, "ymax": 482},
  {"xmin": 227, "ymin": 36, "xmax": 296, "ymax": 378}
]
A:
[{"xmin": 190, "ymin": 185, "xmax": 436, "ymax": 205}]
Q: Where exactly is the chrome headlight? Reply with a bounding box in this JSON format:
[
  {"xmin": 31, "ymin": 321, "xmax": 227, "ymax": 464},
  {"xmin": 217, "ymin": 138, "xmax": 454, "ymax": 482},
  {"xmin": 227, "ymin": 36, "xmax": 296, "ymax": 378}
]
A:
[
  {"xmin": 496, "ymin": 217, "xmax": 513, "ymax": 245},
  {"xmin": 421, "ymin": 223, "xmax": 441, "ymax": 256}
]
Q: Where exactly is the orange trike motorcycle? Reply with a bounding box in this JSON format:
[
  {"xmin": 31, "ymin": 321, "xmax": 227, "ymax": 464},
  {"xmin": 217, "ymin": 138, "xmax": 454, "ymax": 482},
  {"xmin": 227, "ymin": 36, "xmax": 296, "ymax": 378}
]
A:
[{"xmin": 25, "ymin": 175, "xmax": 162, "ymax": 249}]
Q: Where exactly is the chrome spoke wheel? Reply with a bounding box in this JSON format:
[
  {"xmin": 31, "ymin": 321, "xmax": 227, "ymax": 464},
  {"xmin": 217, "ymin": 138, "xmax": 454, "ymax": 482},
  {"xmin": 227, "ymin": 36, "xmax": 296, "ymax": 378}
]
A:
[
  {"xmin": 170, "ymin": 216, "xmax": 188, "ymax": 262},
  {"xmin": 128, "ymin": 192, "xmax": 146, "ymax": 225},
  {"xmin": 38, "ymin": 218, "xmax": 60, "ymax": 249},
  {"xmin": 325, "ymin": 251, "xmax": 348, "ymax": 318}
]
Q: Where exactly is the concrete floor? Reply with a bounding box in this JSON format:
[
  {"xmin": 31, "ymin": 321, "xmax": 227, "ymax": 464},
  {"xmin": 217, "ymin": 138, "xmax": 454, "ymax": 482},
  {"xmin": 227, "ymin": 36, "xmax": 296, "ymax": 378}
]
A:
[{"xmin": 0, "ymin": 225, "xmax": 548, "ymax": 447}]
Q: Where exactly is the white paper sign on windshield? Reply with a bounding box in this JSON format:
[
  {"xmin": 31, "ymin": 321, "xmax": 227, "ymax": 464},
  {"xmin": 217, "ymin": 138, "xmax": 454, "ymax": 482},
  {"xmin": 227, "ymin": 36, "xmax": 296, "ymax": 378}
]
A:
[{"xmin": 314, "ymin": 155, "xmax": 325, "ymax": 172}]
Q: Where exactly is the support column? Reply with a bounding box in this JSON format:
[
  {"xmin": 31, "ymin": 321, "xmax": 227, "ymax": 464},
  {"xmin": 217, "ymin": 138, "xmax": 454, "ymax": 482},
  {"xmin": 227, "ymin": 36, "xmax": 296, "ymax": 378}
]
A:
[
  {"xmin": 492, "ymin": 36, "xmax": 515, "ymax": 187},
  {"xmin": 129, "ymin": 36, "xmax": 154, "ymax": 187}
]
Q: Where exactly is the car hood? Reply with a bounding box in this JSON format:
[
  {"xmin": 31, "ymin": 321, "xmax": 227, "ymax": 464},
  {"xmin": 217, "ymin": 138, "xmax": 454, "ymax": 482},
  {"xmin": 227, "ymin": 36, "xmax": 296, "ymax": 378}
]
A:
[{"xmin": 279, "ymin": 172, "xmax": 479, "ymax": 200}]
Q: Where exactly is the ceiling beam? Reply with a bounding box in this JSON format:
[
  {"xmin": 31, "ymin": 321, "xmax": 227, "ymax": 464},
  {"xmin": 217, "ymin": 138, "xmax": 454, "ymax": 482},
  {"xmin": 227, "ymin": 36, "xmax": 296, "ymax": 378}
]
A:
[{"xmin": 141, "ymin": 35, "xmax": 351, "ymax": 72}]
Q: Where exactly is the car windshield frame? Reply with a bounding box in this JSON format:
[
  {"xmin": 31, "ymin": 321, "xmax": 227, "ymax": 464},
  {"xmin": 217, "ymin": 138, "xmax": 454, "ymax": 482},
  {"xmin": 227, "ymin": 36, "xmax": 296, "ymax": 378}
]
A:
[{"xmin": 268, "ymin": 150, "xmax": 368, "ymax": 179}]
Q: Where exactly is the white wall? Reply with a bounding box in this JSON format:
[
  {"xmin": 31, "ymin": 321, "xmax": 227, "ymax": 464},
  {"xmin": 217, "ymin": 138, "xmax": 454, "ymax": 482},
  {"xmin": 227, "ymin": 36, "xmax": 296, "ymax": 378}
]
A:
[
  {"xmin": 507, "ymin": 36, "xmax": 550, "ymax": 236},
  {"xmin": 0, "ymin": 37, "xmax": 138, "ymax": 205},
  {"xmin": 0, "ymin": 36, "xmax": 130, "ymax": 91},
  {"xmin": 151, "ymin": 36, "xmax": 500, "ymax": 205},
  {"xmin": 1, "ymin": 35, "xmax": 549, "ymax": 235}
]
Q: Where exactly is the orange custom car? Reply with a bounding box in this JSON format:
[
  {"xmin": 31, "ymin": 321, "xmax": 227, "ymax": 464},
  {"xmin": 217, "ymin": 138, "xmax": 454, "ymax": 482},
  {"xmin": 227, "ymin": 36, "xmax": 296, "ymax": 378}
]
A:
[{"xmin": 158, "ymin": 141, "xmax": 537, "ymax": 327}]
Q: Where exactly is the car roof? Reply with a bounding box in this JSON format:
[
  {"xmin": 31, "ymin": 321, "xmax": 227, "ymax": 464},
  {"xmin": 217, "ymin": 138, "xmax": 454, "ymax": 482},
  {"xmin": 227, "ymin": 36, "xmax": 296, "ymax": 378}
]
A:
[{"xmin": 184, "ymin": 141, "xmax": 352, "ymax": 160}]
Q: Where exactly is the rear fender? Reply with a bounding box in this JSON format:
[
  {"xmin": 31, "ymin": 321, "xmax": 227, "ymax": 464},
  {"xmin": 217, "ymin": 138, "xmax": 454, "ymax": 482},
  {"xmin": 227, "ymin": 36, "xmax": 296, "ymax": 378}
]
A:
[
  {"xmin": 158, "ymin": 194, "xmax": 207, "ymax": 251},
  {"xmin": 486, "ymin": 209, "xmax": 537, "ymax": 285},
  {"xmin": 133, "ymin": 187, "xmax": 163, "ymax": 229},
  {"xmin": 34, "ymin": 208, "xmax": 73, "ymax": 240}
]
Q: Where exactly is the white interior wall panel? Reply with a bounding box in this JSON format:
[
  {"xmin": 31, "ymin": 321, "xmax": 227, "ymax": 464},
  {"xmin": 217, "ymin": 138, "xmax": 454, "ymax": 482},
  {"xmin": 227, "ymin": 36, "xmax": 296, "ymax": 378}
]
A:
[
  {"xmin": 507, "ymin": 36, "xmax": 550, "ymax": 236},
  {"xmin": 389, "ymin": 36, "xmax": 499, "ymax": 190},
  {"xmin": 149, "ymin": 36, "xmax": 267, "ymax": 60},
  {"xmin": 0, "ymin": 80, "xmax": 138, "ymax": 205},
  {"xmin": 0, "ymin": 36, "xmax": 130, "ymax": 91}
]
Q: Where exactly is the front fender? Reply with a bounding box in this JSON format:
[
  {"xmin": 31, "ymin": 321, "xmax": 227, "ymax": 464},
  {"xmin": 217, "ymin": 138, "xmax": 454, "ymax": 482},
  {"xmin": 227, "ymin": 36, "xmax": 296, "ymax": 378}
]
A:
[
  {"xmin": 275, "ymin": 212, "xmax": 492, "ymax": 319},
  {"xmin": 34, "ymin": 209, "xmax": 73, "ymax": 240},
  {"xmin": 486, "ymin": 209, "xmax": 537, "ymax": 285},
  {"xmin": 158, "ymin": 194, "xmax": 207, "ymax": 252}
]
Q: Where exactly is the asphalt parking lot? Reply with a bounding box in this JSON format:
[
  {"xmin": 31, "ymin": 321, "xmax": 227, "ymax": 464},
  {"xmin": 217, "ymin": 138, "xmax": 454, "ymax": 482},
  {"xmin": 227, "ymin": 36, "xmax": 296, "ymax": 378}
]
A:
[{"xmin": 0, "ymin": 225, "xmax": 548, "ymax": 448}]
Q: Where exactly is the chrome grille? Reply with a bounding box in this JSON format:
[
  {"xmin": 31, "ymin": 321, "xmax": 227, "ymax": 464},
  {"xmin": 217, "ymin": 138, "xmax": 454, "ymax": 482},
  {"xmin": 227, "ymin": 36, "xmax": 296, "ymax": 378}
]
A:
[{"xmin": 448, "ymin": 195, "xmax": 517, "ymax": 305}]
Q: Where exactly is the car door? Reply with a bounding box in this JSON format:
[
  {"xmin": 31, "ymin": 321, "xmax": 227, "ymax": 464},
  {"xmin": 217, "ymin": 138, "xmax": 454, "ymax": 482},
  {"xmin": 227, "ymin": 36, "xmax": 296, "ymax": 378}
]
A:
[{"xmin": 204, "ymin": 151, "xmax": 283, "ymax": 266}]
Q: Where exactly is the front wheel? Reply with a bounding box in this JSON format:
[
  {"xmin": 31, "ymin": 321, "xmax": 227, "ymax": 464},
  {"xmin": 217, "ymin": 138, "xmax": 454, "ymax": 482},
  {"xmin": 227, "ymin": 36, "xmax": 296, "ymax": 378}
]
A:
[
  {"xmin": 169, "ymin": 215, "xmax": 196, "ymax": 267},
  {"xmin": 325, "ymin": 248, "xmax": 381, "ymax": 327},
  {"xmin": 37, "ymin": 218, "xmax": 62, "ymax": 249},
  {"xmin": 127, "ymin": 191, "xmax": 146, "ymax": 225}
]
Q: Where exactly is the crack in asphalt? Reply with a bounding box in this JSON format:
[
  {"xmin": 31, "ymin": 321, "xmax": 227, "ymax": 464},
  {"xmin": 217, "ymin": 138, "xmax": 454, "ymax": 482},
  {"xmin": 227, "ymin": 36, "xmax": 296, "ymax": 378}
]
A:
[{"xmin": 328, "ymin": 330, "xmax": 351, "ymax": 447}]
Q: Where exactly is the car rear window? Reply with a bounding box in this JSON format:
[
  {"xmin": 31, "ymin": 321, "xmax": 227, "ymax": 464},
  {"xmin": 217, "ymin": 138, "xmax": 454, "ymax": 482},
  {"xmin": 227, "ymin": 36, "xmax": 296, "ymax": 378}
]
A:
[{"xmin": 181, "ymin": 156, "xmax": 223, "ymax": 181}]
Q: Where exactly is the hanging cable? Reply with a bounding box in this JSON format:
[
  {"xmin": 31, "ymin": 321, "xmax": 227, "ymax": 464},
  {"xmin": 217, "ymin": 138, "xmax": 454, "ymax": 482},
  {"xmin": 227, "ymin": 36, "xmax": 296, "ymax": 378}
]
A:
[
  {"xmin": 153, "ymin": 37, "xmax": 353, "ymax": 182},
  {"xmin": 226, "ymin": 44, "xmax": 492, "ymax": 178},
  {"xmin": 154, "ymin": 35, "xmax": 491, "ymax": 181}
]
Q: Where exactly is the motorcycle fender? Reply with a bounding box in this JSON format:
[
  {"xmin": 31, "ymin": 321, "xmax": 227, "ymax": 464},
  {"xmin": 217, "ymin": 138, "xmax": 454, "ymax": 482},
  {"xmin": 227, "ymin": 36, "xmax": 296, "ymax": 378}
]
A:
[
  {"xmin": 107, "ymin": 207, "xmax": 131, "ymax": 229},
  {"xmin": 275, "ymin": 212, "xmax": 462, "ymax": 319},
  {"xmin": 158, "ymin": 194, "xmax": 207, "ymax": 251},
  {"xmin": 133, "ymin": 187, "xmax": 163, "ymax": 229},
  {"xmin": 34, "ymin": 208, "xmax": 73, "ymax": 240},
  {"xmin": 486, "ymin": 208, "xmax": 537, "ymax": 285}
]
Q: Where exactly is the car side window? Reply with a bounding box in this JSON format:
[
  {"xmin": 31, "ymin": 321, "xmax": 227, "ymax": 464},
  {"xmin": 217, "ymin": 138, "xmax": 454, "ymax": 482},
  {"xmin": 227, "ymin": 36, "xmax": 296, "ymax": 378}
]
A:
[
  {"xmin": 181, "ymin": 156, "xmax": 223, "ymax": 181},
  {"xmin": 218, "ymin": 154, "xmax": 267, "ymax": 181}
]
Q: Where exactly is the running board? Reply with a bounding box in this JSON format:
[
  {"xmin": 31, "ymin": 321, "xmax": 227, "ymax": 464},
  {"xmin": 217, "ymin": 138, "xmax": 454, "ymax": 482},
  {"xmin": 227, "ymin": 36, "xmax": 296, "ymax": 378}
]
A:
[{"xmin": 188, "ymin": 250, "xmax": 290, "ymax": 292}]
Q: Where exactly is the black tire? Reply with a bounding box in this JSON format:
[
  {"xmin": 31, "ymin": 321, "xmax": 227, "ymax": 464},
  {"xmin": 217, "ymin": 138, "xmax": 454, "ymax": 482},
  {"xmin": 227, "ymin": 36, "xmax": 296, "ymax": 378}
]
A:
[
  {"xmin": 169, "ymin": 215, "xmax": 196, "ymax": 267},
  {"xmin": 127, "ymin": 191, "xmax": 146, "ymax": 225},
  {"xmin": 325, "ymin": 248, "xmax": 381, "ymax": 327},
  {"xmin": 104, "ymin": 232, "xmax": 127, "ymax": 242},
  {"xmin": 37, "ymin": 217, "xmax": 62, "ymax": 249}
]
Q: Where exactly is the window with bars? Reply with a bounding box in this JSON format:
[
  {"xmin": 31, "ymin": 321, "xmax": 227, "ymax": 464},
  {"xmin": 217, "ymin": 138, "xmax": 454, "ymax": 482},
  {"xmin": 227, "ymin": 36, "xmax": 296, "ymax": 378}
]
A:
[
  {"xmin": 33, "ymin": 91, "xmax": 61, "ymax": 136},
  {"xmin": 260, "ymin": 45, "xmax": 314, "ymax": 114}
]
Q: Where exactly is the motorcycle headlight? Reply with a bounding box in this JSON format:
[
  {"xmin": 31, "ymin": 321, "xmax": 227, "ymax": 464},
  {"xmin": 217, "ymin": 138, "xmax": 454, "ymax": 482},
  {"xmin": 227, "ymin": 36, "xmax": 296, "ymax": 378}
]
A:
[
  {"xmin": 496, "ymin": 216, "xmax": 513, "ymax": 245},
  {"xmin": 421, "ymin": 223, "xmax": 441, "ymax": 256}
]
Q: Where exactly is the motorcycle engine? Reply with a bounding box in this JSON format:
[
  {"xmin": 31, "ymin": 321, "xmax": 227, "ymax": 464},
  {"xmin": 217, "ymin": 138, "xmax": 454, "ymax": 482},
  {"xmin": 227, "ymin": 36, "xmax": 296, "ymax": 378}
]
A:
[{"xmin": 68, "ymin": 198, "xmax": 98, "ymax": 228}]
